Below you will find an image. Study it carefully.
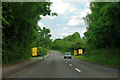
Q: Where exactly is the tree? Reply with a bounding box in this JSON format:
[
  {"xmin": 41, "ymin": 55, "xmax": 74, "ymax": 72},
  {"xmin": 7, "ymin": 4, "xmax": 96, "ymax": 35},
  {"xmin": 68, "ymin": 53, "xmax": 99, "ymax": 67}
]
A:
[
  {"xmin": 84, "ymin": 2, "xmax": 120, "ymax": 49},
  {"xmin": 2, "ymin": 2, "xmax": 56, "ymax": 64},
  {"xmin": 36, "ymin": 27, "xmax": 52, "ymax": 49},
  {"xmin": 51, "ymin": 32, "xmax": 83, "ymax": 54}
]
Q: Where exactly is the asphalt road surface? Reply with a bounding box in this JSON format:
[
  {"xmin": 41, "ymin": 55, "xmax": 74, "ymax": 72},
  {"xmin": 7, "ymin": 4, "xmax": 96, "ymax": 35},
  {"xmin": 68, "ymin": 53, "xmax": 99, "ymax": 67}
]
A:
[{"xmin": 9, "ymin": 51, "xmax": 118, "ymax": 78}]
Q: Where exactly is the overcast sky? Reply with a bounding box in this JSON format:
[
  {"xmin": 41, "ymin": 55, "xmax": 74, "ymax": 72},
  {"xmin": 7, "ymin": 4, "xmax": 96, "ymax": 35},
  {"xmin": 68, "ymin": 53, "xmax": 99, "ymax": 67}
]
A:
[{"xmin": 37, "ymin": 0, "xmax": 91, "ymax": 40}]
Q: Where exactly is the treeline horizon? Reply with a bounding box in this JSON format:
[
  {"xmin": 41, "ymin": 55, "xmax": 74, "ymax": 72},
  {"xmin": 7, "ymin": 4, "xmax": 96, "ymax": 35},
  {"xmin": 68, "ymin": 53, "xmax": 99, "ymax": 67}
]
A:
[{"xmin": 51, "ymin": 32, "xmax": 85, "ymax": 54}]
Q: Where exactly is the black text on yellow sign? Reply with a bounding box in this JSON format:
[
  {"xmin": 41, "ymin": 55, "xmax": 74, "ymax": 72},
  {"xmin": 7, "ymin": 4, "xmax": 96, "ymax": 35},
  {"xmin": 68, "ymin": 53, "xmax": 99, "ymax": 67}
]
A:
[
  {"xmin": 74, "ymin": 50, "xmax": 77, "ymax": 55},
  {"xmin": 32, "ymin": 47, "xmax": 37, "ymax": 56},
  {"xmin": 78, "ymin": 49, "xmax": 83, "ymax": 54}
]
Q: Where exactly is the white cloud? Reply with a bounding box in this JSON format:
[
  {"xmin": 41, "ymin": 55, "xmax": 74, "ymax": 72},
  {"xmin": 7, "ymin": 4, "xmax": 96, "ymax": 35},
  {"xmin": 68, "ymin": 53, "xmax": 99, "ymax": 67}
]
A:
[
  {"xmin": 39, "ymin": 3, "xmax": 78, "ymax": 21},
  {"xmin": 50, "ymin": 0, "xmax": 92, "ymax": 3},
  {"xmin": 67, "ymin": 2, "xmax": 91, "ymax": 27},
  {"xmin": 80, "ymin": 27, "xmax": 87, "ymax": 37},
  {"xmin": 56, "ymin": 24, "xmax": 60, "ymax": 26},
  {"xmin": 37, "ymin": 21, "xmax": 45, "ymax": 29},
  {"xmin": 67, "ymin": 19, "xmax": 85, "ymax": 27},
  {"xmin": 79, "ymin": 3, "xmax": 91, "ymax": 18},
  {"xmin": 50, "ymin": 3, "xmax": 77, "ymax": 16},
  {"xmin": 61, "ymin": 33, "xmax": 68, "ymax": 36},
  {"xmin": 63, "ymin": 27, "xmax": 68, "ymax": 30},
  {"xmin": 51, "ymin": 3, "xmax": 69, "ymax": 15},
  {"xmin": 50, "ymin": 26, "xmax": 87, "ymax": 40},
  {"xmin": 37, "ymin": 2, "xmax": 91, "ymax": 40}
]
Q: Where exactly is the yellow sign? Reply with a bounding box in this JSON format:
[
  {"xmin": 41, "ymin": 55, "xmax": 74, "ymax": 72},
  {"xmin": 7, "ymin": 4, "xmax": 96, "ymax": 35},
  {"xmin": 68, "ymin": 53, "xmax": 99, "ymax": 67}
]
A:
[
  {"xmin": 78, "ymin": 49, "xmax": 83, "ymax": 54},
  {"xmin": 74, "ymin": 50, "xmax": 77, "ymax": 55},
  {"xmin": 32, "ymin": 47, "xmax": 37, "ymax": 56}
]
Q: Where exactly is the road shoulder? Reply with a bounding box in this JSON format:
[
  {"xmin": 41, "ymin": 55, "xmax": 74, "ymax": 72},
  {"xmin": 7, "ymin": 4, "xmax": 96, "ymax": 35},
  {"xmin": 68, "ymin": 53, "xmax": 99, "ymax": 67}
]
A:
[{"xmin": 2, "ymin": 53, "xmax": 50, "ymax": 78}]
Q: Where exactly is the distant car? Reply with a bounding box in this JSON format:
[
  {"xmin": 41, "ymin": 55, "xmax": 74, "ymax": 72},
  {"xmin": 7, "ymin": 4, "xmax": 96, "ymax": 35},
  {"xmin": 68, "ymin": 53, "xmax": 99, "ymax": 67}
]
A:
[{"xmin": 64, "ymin": 52, "xmax": 72, "ymax": 59}]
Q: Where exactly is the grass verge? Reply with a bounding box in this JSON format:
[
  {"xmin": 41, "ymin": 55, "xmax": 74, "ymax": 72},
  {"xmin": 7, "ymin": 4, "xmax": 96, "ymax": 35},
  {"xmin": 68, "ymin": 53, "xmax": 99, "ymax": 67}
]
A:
[
  {"xmin": 30, "ymin": 56, "xmax": 41, "ymax": 59},
  {"xmin": 74, "ymin": 55, "xmax": 119, "ymax": 69}
]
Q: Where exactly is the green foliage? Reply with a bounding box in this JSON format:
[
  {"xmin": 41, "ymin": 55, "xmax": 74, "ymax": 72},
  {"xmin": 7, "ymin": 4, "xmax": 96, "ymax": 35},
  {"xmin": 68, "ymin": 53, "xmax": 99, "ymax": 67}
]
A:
[
  {"xmin": 75, "ymin": 48, "xmax": 119, "ymax": 68},
  {"xmin": 82, "ymin": 2, "xmax": 120, "ymax": 68},
  {"xmin": 37, "ymin": 47, "xmax": 48, "ymax": 56},
  {"xmin": 84, "ymin": 2, "xmax": 120, "ymax": 49},
  {"xmin": 36, "ymin": 27, "xmax": 52, "ymax": 49},
  {"xmin": 51, "ymin": 32, "xmax": 84, "ymax": 55},
  {"xmin": 2, "ymin": 2, "xmax": 55, "ymax": 64}
]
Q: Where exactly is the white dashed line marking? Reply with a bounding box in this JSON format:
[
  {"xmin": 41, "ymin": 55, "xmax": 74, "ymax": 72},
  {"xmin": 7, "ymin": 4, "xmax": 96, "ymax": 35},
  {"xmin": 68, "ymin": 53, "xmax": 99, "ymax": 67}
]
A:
[
  {"xmin": 75, "ymin": 68, "xmax": 81, "ymax": 72},
  {"xmin": 69, "ymin": 64, "xmax": 72, "ymax": 66}
]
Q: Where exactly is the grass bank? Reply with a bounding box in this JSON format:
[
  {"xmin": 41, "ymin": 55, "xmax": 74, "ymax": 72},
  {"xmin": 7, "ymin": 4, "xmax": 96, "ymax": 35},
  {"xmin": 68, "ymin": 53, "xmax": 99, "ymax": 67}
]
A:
[{"xmin": 74, "ymin": 48, "xmax": 119, "ymax": 69}]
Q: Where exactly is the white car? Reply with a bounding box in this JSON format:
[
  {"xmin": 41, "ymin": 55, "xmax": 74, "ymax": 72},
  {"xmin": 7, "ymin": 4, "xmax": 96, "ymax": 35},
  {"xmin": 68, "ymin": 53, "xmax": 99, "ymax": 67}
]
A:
[{"xmin": 64, "ymin": 52, "xmax": 72, "ymax": 59}]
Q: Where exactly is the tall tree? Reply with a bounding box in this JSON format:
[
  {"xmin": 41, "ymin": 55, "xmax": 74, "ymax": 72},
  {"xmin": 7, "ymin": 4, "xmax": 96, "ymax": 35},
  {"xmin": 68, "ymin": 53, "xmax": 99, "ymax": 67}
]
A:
[
  {"xmin": 84, "ymin": 2, "xmax": 120, "ymax": 49},
  {"xmin": 36, "ymin": 27, "xmax": 52, "ymax": 49},
  {"xmin": 2, "ymin": 2, "xmax": 56, "ymax": 64}
]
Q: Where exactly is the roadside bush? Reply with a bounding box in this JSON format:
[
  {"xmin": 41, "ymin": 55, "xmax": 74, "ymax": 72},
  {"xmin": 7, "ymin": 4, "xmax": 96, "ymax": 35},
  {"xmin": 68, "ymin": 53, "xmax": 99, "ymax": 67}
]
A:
[
  {"xmin": 85, "ymin": 48, "xmax": 119, "ymax": 68},
  {"xmin": 37, "ymin": 47, "xmax": 48, "ymax": 56}
]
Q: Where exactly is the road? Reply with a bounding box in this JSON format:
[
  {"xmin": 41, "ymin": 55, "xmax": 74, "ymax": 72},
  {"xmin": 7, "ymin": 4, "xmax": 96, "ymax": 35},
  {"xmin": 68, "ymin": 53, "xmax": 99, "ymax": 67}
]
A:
[{"xmin": 9, "ymin": 51, "xmax": 118, "ymax": 78}]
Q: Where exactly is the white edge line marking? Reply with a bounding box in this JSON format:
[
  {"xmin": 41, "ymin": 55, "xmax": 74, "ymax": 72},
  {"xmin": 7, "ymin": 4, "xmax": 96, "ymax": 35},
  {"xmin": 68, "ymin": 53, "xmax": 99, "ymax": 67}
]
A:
[
  {"xmin": 69, "ymin": 64, "xmax": 72, "ymax": 66},
  {"xmin": 75, "ymin": 68, "xmax": 81, "ymax": 72}
]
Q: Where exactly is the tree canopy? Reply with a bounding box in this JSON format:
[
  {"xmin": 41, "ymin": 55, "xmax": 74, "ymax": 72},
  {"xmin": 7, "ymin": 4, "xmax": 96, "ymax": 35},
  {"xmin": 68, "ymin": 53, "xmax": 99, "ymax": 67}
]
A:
[
  {"xmin": 51, "ymin": 32, "xmax": 84, "ymax": 54},
  {"xmin": 83, "ymin": 2, "xmax": 120, "ymax": 49},
  {"xmin": 2, "ymin": 2, "xmax": 56, "ymax": 64}
]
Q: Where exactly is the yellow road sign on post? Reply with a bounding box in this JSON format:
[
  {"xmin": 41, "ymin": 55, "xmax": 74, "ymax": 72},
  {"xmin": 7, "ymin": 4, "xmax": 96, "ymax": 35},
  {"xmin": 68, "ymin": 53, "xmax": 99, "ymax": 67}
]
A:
[
  {"xmin": 78, "ymin": 49, "xmax": 83, "ymax": 54},
  {"xmin": 32, "ymin": 47, "xmax": 37, "ymax": 56},
  {"xmin": 74, "ymin": 50, "xmax": 77, "ymax": 55}
]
